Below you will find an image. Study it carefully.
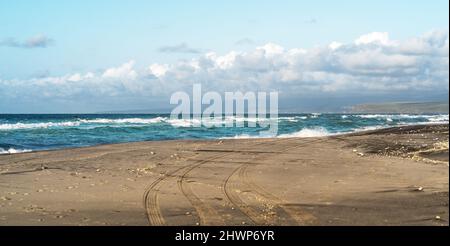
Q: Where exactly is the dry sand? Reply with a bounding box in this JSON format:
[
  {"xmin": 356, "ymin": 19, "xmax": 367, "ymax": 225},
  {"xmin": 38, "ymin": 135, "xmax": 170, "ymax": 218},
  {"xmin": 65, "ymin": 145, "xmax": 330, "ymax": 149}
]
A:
[{"xmin": 0, "ymin": 124, "xmax": 448, "ymax": 226}]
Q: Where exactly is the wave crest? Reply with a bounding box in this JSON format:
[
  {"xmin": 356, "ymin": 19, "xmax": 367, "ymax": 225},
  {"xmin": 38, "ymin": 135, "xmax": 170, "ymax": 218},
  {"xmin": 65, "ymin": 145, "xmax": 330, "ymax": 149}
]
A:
[
  {"xmin": 278, "ymin": 127, "xmax": 330, "ymax": 138},
  {"xmin": 0, "ymin": 122, "xmax": 80, "ymax": 131},
  {"xmin": 0, "ymin": 148, "xmax": 32, "ymax": 155}
]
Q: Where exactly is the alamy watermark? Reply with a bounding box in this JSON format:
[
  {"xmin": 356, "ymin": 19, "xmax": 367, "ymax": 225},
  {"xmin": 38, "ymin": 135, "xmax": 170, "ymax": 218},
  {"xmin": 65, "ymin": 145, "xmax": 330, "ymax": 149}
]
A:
[{"xmin": 170, "ymin": 84, "xmax": 279, "ymax": 136}]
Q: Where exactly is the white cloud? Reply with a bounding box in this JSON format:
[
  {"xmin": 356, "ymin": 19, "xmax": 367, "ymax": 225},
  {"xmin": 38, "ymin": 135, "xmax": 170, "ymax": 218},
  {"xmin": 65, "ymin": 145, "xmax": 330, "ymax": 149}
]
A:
[
  {"xmin": 257, "ymin": 43, "xmax": 285, "ymax": 57},
  {"xmin": 67, "ymin": 73, "xmax": 82, "ymax": 82},
  {"xmin": 329, "ymin": 41, "xmax": 343, "ymax": 50},
  {"xmin": 354, "ymin": 32, "xmax": 391, "ymax": 46},
  {"xmin": 102, "ymin": 60, "xmax": 137, "ymax": 80},
  {"xmin": 0, "ymin": 30, "xmax": 448, "ymax": 110},
  {"xmin": 149, "ymin": 64, "xmax": 169, "ymax": 77}
]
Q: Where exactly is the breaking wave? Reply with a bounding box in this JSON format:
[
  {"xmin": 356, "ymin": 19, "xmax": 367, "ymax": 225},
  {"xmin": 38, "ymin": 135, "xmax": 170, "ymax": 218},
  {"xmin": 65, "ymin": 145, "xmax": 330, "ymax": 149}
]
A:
[
  {"xmin": 0, "ymin": 117, "xmax": 167, "ymax": 131},
  {"xmin": 354, "ymin": 114, "xmax": 449, "ymax": 123},
  {"xmin": 0, "ymin": 148, "xmax": 32, "ymax": 155},
  {"xmin": 78, "ymin": 117, "xmax": 167, "ymax": 124},
  {"xmin": 0, "ymin": 121, "xmax": 81, "ymax": 130},
  {"xmin": 278, "ymin": 127, "xmax": 331, "ymax": 138}
]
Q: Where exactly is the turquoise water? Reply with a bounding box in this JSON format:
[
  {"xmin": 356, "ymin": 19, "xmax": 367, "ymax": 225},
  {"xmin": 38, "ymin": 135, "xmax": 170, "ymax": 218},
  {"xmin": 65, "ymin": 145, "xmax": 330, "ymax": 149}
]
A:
[{"xmin": 0, "ymin": 114, "xmax": 448, "ymax": 154}]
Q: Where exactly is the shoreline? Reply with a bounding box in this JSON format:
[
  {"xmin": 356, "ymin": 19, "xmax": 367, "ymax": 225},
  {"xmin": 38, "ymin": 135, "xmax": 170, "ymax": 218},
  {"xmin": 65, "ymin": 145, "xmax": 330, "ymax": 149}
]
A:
[
  {"xmin": 1, "ymin": 123, "xmax": 448, "ymax": 156},
  {"xmin": 0, "ymin": 124, "xmax": 448, "ymax": 226}
]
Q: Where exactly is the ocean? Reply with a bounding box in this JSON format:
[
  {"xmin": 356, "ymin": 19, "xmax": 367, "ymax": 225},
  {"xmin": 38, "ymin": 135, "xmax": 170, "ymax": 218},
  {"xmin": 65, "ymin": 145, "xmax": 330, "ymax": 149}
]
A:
[{"xmin": 0, "ymin": 113, "xmax": 448, "ymax": 154}]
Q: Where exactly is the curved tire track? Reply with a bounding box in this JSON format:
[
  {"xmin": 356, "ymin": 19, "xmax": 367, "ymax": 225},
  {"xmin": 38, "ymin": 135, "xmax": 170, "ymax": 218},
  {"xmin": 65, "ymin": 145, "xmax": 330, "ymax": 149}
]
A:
[
  {"xmin": 178, "ymin": 139, "xmax": 287, "ymax": 225},
  {"xmin": 223, "ymin": 138, "xmax": 326, "ymax": 225},
  {"xmin": 143, "ymin": 164, "xmax": 192, "ymax": 225},
  {"xmin": 144, "ymin": 151, "xmax": 233, "ymax": 225}
]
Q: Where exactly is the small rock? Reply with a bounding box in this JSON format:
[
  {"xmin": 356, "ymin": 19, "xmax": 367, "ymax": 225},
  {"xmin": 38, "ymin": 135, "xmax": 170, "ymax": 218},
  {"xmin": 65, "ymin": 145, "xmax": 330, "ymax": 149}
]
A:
[
  {"xmin": 0, "ymin": 196, "xmax": 11, "ymax": 201},
  {"xmin": 357, "ymin": 152, "xmax": 365, "ymax": 157},
  {"xmin": 195, "ymin": 222, "xmax": 200, "ymax": 226},
  {"xmin": 435, "ymin": 216, "xmax": 441, "ymax": 220},
  {"xmin": 150, "ymin": 151, "xmax": 155, "ymax": 155}
]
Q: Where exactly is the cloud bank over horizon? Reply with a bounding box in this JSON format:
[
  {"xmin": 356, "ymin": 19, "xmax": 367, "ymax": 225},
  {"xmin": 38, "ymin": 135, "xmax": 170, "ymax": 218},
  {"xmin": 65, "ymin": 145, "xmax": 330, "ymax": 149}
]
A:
[{"xmin": 0, "ymin": 30, "xmax": 448, "ymax": 113}]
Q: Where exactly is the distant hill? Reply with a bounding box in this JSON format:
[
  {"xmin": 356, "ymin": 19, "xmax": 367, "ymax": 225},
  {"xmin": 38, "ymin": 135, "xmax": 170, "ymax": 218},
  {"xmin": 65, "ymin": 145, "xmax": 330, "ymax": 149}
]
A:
[{"xmin": 350, "ymin": 101, "xmax": 449, "ymax": 114}]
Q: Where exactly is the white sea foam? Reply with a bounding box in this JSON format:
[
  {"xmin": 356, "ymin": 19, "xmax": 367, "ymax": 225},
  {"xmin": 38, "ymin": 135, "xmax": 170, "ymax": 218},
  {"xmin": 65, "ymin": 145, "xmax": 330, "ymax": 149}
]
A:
[
  {"xmin": 355, "ymin": 114, "xmax": 449, "ymax": 123},
  {"xmin": 278, "ymin": 116, "xmax": 309, "ymax": 122},
  {"xmin": 167, "ymin": 118, "xmax": 202, "ymax": 127},
  {"xmin": 0, "ymin": 117, "xmax": 167, "ymax": 131},
  {"xmin": 278, "ymin": 127, "xmax": 331, "ymax": 138},
  {"xmin": 277, "ymin": 117, "xmax": 297, "ymax": 122},
  {"xmin": 426, "ymin": 114, "xmax": 449, "ymax": 122},
  {"xmin": 0, "ymin": 148, "xmax": 32, "ymax": 155},
  {"xmin": 79, "ymin": 117, "xmax": 167, "ymax": 124},
  {"xmin": 0, "ymin": 121, "xmax": 80, "ymax": 131},
  {"xmin": 220, "ymin": 134, "xmax": 269, "ymax": 139},
  {"xmin": 224, "ymin": 124, "xmax": 395, "ymax": 139},
  {"xmin": 167, "ymin": 116, "xmax": 274, "ymax": 127}
]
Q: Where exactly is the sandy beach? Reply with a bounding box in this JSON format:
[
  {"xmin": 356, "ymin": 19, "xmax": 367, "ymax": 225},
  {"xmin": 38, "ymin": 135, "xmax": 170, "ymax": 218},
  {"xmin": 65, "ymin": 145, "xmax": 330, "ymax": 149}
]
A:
[{"xmin": 0, "ymin": 124, "xmax": 448, "ymax": 226}]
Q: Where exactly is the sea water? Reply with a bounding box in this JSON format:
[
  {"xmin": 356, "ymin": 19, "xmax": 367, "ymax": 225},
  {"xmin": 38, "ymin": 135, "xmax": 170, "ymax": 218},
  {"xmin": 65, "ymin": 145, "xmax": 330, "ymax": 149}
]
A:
[{"xmin": 0, "ymin": 114, "xmax": 448, "ymax": 154}]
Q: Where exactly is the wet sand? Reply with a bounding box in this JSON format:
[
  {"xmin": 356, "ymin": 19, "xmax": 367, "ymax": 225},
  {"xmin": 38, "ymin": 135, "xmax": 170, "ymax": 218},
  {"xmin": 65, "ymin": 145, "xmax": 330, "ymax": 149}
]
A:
[{"xmin": 0, "ymin": 124, "xmax": 448, "ymax": 226}]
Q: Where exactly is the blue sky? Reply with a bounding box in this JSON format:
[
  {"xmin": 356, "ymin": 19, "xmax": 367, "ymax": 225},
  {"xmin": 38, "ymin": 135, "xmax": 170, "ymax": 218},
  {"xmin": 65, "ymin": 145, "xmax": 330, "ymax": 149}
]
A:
[{"xmin": 0, "ymin": 0, "xmax": 449, "ymax": 113}]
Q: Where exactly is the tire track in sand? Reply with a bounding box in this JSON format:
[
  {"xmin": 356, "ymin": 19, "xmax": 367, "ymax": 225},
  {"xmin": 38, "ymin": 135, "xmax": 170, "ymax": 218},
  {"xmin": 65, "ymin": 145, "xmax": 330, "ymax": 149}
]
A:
[
  {"xmin": 223, "ymin": 138, "xmax": 326, "ymax": 225},
  {"xmin": 177, "ymin": 139, "xmax": 287, "ymax": 225},
  {"xmin": 144, "ymin": 148, "xmax": 246, "ymax": 225},
  {"xmin": 143, "ymin": 142, "xmax": 225, "ymax": 225}
]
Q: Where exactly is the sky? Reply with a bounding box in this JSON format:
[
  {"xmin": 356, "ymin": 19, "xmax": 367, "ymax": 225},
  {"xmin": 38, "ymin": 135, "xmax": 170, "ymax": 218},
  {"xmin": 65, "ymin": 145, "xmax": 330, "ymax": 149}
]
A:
[{"xmin": 0, "ymin": 0, "xmax": 449, "ymax": 113}]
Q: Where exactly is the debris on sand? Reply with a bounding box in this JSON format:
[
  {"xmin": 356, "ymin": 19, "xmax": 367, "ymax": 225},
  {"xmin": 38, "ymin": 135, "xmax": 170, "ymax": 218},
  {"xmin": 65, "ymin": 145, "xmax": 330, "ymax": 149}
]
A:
[{"xmin": 414, "ymin": 186, "xmax": 424, "ymax": 192}]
